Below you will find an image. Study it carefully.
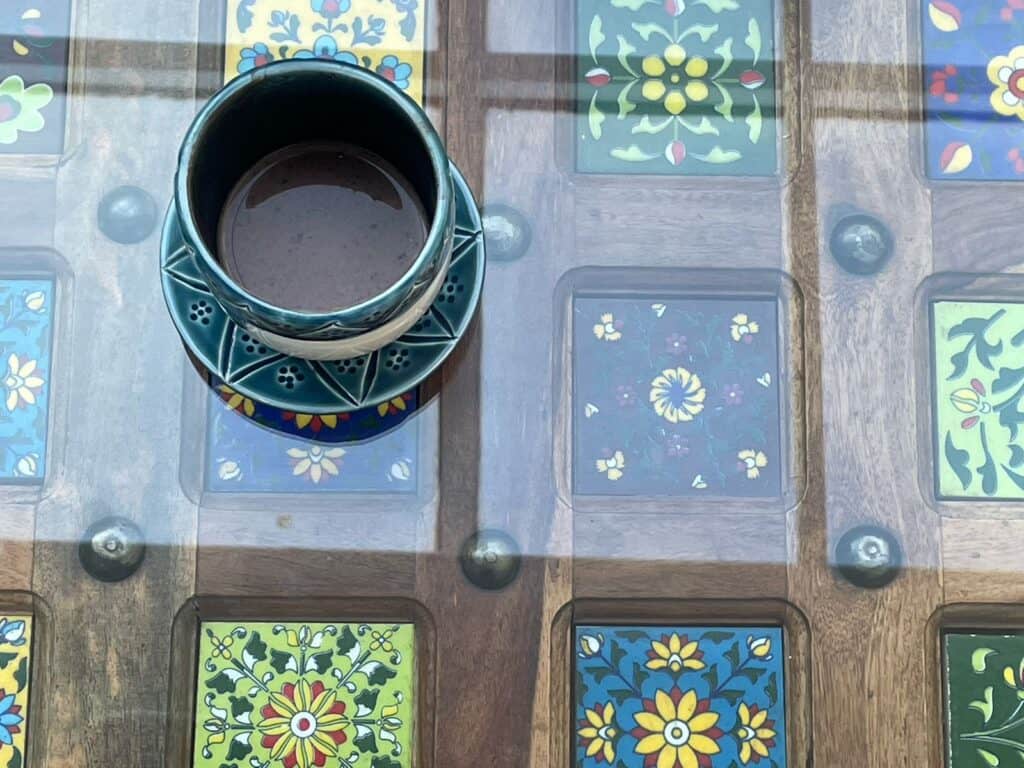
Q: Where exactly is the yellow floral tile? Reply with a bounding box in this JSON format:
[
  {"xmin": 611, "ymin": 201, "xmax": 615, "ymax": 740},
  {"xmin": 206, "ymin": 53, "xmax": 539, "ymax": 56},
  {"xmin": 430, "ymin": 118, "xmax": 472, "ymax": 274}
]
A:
[
  {"xmin": 0, "ymin": 616, "xmax": 31, "ymax": 767},
  {"xmin": 224, "ymin": 0, "xmax": 426, "ymax": 104}
]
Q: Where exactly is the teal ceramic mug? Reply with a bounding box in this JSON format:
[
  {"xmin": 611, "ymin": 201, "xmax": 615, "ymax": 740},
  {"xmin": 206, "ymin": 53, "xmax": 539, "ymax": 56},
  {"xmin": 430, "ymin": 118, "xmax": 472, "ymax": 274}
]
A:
[{"xmin": 173, "ymin": 59, "xmax": 455, "ymax": 360}]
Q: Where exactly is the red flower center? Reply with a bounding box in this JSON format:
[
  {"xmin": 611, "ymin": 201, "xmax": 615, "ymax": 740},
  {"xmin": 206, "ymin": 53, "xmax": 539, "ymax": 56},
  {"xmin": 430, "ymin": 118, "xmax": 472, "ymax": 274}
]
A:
[
  {"xmin": 380, "ymin": 67, "xmax": 396, "ymax": 81},
  {"xmin": 0, "ymin": 97, "xmax": 20, "ymax": 124},
  {"xmin": 323, "ymin": 0, "xmax": 340, "ymax": 13},
  {"xmin": 1010, "ymin": 69, "xmax": 1024, "ymax": 100}
]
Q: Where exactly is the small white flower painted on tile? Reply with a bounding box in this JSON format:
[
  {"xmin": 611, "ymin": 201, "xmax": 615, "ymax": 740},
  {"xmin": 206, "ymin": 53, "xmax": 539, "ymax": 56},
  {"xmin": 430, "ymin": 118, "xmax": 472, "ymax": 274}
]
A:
[
  {"xmin": 691, "ymin": 474, "xmax": 707, "ymax": 489},
  {"xmin": 757, "ymin": 372, "xmax": 771, "ymax": 388},
  {"xmin": 585, "ymin": 403, "xmax": 600, "ymax": 418},
  {"xmin": 651, "ymin": 303, "xmax": 667, "ymax": 317}
]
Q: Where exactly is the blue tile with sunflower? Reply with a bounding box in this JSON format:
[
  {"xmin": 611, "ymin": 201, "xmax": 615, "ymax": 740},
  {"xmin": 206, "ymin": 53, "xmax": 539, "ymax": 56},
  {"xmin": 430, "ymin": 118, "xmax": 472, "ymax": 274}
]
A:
[
  {"xmin": 574, "ymin": 296, "xmax": 782, "ymax": 497},
  {"xmin": 575, "ymin": 627, "xmax": 785, "ymax": 768}
]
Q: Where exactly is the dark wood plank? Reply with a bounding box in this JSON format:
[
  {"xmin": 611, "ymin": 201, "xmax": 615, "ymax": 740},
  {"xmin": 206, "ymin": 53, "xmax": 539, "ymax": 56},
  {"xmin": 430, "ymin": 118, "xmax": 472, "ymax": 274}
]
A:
[
  {"xmin": 785, "ymin": 3, "xmax": 943, "ymax": 768},
  {"xmin": 29, "ymin": 0, "xmax": 201, "ymax": 763}
]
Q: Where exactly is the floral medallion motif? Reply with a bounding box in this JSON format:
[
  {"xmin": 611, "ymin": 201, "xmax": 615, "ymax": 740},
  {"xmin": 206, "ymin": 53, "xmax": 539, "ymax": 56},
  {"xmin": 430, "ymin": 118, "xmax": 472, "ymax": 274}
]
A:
[
  {"xmin": 575, "ymin": 626, "xmax": 786, "ymax": 767},
  {"xmin": 207, "ymin": 382, "xmax": 418, "ymax": 492},
  {"xmin": 194, "ymin": 621, "xmax": 415, "ymax": 768},
  {"xmin": 942, "ymin": 632, "xmax": 1024, "ymax": 767},
  {"xmin": 574, "ymin": 296, "xmax": 782, "ymax": 497},
  {"xmin": 0, "ymin": 0, "xmax": 71, "ymax": 153},
  {"xmin": 224, "ymin": 0, "xmax": 427, "ymax": 104},
  {"xmin": 923, "ymin": 0, "xmax": 1024, "ymax": 179},
  {"xmin": 932, "ymin": 301, "xmax": 1024, "ymax": 499},
  {"xmin": 575, "ymin": 0, "xmax": 778, "ymax": 176},
  {"xmin": 0, "ymin": 280, "xmax": 53, "ymax": 482},
  {"xmin": 0, "ymin": 616, "xmax": 31, "ymax": 768}
]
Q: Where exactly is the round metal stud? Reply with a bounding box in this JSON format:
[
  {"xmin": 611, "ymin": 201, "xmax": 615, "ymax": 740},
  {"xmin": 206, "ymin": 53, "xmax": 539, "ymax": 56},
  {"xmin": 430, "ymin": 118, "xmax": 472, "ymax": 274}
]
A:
[
  {"xmin": 459, "ymin": 528, "xmax": 522, "ymax": 591},
  {"xmin": 834, "ymin": 524, "xmax": 902, "ymax": 589},
  {"xmin": 829, "ymin": 213, "xmax": 893, "ymax": 275},
  {"xmin": 481, "ymin": 204, "xmax": 532, "ymax": 262},
  {"xmin": 78, "ymin": 516, "xmax": 146, "ymax": 583},
  {"xmin": 97, "ymin": 185, "xmax": 159, "ymax": 244}
]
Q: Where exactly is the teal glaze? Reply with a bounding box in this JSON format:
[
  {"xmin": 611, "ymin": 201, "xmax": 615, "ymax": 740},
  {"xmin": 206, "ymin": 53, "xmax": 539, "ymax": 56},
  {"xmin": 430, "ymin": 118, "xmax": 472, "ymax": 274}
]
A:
[
  {"xmin": 173, "ymin": 59, "xmax": 455, "ymax": 342},
  {"xmin": 161, "ymin": 165, "xmax": 484, "ymax": 414}
]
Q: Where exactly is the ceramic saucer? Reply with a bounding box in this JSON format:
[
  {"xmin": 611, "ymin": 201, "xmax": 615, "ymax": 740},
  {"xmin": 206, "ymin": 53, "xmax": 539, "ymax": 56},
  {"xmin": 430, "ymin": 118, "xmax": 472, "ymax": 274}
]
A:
[{"xmin": 161, "ymin": 165, "xmax": 484, "ymax": 414}]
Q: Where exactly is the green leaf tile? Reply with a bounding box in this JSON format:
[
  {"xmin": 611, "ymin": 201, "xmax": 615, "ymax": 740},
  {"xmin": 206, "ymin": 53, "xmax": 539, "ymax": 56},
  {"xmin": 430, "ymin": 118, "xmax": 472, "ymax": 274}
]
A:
[
  {"xmin": 932, "ymin": 301, "xmax": 1024, "ymax": 500},
  {"xmin": 945, "ymin": 633, "xmax": 1024, "ymax": 767},
  {"xmin": 193, "ymin": 621, "xmax": 415, "ymax": 768},
  {"xmin": 575, "ymin": 0, "xmax": 779, "ymax": 176}
]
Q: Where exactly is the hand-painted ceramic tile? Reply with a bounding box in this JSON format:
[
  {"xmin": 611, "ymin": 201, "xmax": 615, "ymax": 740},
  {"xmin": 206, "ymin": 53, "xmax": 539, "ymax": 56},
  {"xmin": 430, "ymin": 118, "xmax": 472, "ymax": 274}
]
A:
[
  {"xmin": 574, "ymin": 296, "xmax": 782, "ymax": 497},
  {"xmin": 194, "ymin": 621, "xmax": 415, "ymax": 768},
  {"xmin": 575, "ymin": 0, "xmax": 778, "ymax": 176},
  {"xmin": 0, "ymin": 616, "xmax": 31, "ymax": 768},
  {"xmin": 575, "ymin": 626, "xmax": 786, "ymax": 768},
  {"xmin": 207, "ymin": 383, "xmax": 418, "ymax": 492},
  {"xmin": 223, "ymin": 0, "xmax": 427, "ymax": 104},
  {"xmin": 932, "ymin": 301, "xmax": 1024, "ymax": 499},
  {"xmin": 942, "ymin": 632, "xmax": 1024, "ymax": 767},
  {"xmin": 0, "ymin": 280, "xmax": 53, "ymax": 483},
  {"xmin": 922, "ymin": 0, "xmax": 1024, "ymax": 180},
  {"xmin": 0, "ymin": 0, "xmax": 71, "ymax": 154}
]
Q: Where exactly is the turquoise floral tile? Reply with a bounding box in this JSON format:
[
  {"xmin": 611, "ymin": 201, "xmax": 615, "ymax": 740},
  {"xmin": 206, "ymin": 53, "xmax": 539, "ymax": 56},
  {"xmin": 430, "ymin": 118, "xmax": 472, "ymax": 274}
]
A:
[
  {"xmin": 922, "ymin": 0, "xmax": 1024, "ymax": 180},
  {"xmin": 0, "ymin": 0, "xmax": 72, "ymax": 153},
  {"xmin": 576, "ymin": 0, "xmax": 778, "ymax": 176},
  {"xmin": 0, "ymin": 615, "xmax": 31, "ymax": 768},
  {"xmin": 944, "ymin": 632, "xmax": 1024, "ymax": 767},
  {"xmin": 207, "ymin": 384, "xmax": 418, "ymax": 493},
  {"xmin": 575, "ymin": 626, "xmax": 786, "ymax": 767},
  {"xmin": 574, "ymin": 296, "xmax": 782, "ymax": 497},
  {"xmin": 0, "ymin": 279, "xmax": 53, "ymax": 482},
  {"xmin": 194, "ymin": 620, "xmax": 415, "ymax": 768}
]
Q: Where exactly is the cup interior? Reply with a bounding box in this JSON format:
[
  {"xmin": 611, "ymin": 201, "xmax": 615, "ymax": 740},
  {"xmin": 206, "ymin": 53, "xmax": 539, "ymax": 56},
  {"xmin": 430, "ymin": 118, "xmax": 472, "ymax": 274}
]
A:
[{"xmin": 182, "ymin": 63, "xmax": 439, "ymax": 275}]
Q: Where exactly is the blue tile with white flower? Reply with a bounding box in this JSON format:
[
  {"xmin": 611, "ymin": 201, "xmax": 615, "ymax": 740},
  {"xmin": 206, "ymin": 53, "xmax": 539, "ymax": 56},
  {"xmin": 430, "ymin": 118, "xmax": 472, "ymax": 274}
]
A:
[
  {"xmin": 0, "ymin": 279, "xmax": 53, "ymax": 483},
  {"xmin": 574, "ymin": 295, "xmax": 783, "ymax": 497},
  {"xmin": 206, "ymin": 382, "xmax": 419, "ymax": 493},
  {"xmin": 575, "ymin": 626, "xmax": 786, "ymax": 768}
]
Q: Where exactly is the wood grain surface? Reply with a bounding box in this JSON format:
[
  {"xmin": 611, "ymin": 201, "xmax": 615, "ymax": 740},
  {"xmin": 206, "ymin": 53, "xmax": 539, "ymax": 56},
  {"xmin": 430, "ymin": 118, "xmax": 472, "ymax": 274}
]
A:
[{"xmin": 0, "ymin": 0, "xmax": 1021, "ymax": 764}]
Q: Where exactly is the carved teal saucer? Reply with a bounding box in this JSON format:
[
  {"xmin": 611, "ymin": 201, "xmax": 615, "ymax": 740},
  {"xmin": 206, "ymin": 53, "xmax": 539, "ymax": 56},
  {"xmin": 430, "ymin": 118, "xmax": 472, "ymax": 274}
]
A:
[{"xmin": 161, "ymin": 166, "xmax": 484, "ymax": 414}]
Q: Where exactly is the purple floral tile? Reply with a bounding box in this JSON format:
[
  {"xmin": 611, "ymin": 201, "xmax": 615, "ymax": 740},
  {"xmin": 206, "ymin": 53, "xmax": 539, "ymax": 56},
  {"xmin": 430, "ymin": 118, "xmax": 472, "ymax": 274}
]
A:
[{"xmin": 573, "ymin": 296, "xmax": 782, "ymax": 497}]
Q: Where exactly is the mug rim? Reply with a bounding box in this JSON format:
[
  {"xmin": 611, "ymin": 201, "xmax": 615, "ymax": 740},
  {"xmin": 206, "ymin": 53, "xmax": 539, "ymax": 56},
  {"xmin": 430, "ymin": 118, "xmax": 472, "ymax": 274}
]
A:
[{"xmin": 174, "ymin": 59, "xmax": 453, "ymax": 329}]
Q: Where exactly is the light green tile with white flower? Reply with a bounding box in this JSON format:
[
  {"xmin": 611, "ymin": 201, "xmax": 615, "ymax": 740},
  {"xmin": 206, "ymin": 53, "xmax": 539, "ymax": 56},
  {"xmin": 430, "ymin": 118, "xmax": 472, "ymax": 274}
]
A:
[
  {"xmin": 933, "ymin": 300, "xmax": 1024, "ymax": 500},
  {"xmin": 194, "ymin": 621, "xmax": 415, "ymax": 768}
]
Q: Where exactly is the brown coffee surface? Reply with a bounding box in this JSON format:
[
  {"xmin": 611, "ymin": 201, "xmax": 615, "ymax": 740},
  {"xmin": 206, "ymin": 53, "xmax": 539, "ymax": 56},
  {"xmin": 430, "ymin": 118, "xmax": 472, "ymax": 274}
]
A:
[{"xmin": 217, "ymin": 141, "xmax": 428, "ymax": 313}]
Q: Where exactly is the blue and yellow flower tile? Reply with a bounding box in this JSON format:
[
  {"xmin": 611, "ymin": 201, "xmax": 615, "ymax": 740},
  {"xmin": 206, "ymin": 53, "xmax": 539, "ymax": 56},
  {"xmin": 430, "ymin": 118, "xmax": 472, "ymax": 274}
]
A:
[
  {"xmin": 0, "ymin": 0, "xmax": 72, "ymax": 154},
  {"xmin": 207, "ymin": 382, "xmax": 418, "ymax": 493},
  {"xmin": 223, "ymin": 0, "xmax": 427, "ymax": 104},
  {"xmin": 0, "ymin": 616, "xmax": 31, "ymax": 768},
  {"xmin": 574, "ymin": 296, "xmax": 782, "ymax": 497},
  {"xmin": 575, "ymin": 626, "xmax": 786, "ymax": 768},
  {"xmin": 193, "ymin": 620, "xmax": 415, "ymax": 768},
  {"xmin": 576, "ymin": 0, "xmax": 779, "ymax": 176},
  {"xmin": 0, "ymin": 279, "xmax": 53, "ymax": 482},
  {"xmin": 923, "ymin": 0, "xmax": 1024, "ymax": 180}
]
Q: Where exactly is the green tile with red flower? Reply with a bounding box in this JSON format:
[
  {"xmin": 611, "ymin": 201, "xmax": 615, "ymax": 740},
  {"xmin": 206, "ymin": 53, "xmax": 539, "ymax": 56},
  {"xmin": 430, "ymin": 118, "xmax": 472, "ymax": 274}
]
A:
[
  {"xmin": 576, "ymin": 0, "xmax": 778, "ymax": 176},
  {"xmin": 193, "ymin": 621, "xmax": 415, "ymax": 768}
]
